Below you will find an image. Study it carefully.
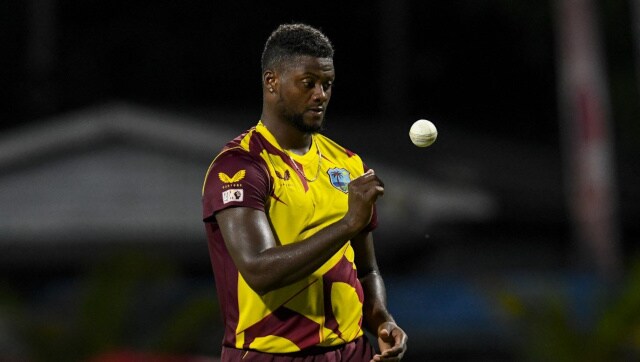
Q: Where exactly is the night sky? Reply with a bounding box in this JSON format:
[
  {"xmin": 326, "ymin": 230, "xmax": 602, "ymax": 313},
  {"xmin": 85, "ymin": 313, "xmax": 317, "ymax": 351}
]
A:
[{"xmin": 2, "ymin": 1, "xmax": 584, "ymax": 145}]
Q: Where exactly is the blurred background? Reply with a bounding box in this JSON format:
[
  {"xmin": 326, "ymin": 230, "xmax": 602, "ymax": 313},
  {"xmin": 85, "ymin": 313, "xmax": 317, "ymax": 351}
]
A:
[{"xmin": 2, "ymin": 0, "xmax": 640, "ymax": 360}]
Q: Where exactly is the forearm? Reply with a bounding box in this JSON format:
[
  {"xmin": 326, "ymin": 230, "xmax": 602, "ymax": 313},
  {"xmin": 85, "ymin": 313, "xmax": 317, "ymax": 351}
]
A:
[
  {"xmin": 360, "ymin": 270, "xmax": 395, "ymax": 332},
  {"xmin": 241, "ymin": 218, "xmax": 361, "ymax": 294},
  {"xmin": 217, "ymin": 169, "xmax": 383, "ymax": 296}
]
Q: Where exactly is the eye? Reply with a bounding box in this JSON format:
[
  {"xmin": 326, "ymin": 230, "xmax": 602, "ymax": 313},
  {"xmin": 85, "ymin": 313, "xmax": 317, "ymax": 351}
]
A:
[
  {"xmin": 323, "ymin": 81, "xmax": 333, "ymax": 91},
  {"xmin": 301, "ymin": 79, "xmax": 314, "ymax": 89}
]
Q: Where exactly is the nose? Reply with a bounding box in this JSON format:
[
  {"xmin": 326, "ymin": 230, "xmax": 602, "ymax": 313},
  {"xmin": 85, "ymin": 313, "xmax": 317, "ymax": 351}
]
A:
[{"xmin": 312, "ymin": 84, "xmax": 328, "ymax": 103}]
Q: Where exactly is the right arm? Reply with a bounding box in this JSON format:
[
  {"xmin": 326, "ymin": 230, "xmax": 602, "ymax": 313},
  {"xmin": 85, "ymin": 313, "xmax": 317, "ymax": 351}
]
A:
[{"xmin": 216, "ymin": 169, "xmax": 383, "ymax": 295}]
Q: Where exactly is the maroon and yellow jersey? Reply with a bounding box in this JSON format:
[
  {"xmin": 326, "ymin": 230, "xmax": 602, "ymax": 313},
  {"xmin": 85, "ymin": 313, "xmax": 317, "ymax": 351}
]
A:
[{"xmin": 202, "ymin": 121, "xmax": 377, "ymax": 353}]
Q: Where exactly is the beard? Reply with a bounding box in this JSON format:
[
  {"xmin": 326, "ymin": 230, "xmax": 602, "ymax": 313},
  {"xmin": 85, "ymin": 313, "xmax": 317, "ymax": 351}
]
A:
[{"xmin": 284, "ymin": 110, "xmax": 326, "ymax": 134}]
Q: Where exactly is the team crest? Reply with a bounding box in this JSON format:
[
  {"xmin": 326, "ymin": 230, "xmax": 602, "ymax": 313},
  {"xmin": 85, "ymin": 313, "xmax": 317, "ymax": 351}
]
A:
[{"xmin": 327, "ymin": 168, "xmax": 350, "ymax": 193}]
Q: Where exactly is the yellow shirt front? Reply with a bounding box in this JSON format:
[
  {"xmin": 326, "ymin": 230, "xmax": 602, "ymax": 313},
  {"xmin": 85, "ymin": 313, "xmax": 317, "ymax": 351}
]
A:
[{"xmin": 202, "ymin": 121, "xmax": 376, "ymax": 352}]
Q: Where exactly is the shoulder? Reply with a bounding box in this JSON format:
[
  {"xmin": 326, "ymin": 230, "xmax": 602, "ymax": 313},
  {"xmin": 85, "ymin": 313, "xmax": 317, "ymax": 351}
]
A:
[
  {"xmin": 202, "ymin": 128, "xmax": 272, "ymax": 195},
  {"xmin": 214, "ymin": 146, "xmax": 260, "ymax": 166},
  {"xmin": 206, "ymin": 147, "xmax": 269, "ymax": 185},
  {"xmin": 316, "ymin": 133, "xmax": 365, "ymax": 165},
  {"xmin": 209, "ymin": 126, "xmax": 269, "ymax": 171},
  {"xmin": 317, "ymin": 133, "xmax": 359, "ymax": 156}
]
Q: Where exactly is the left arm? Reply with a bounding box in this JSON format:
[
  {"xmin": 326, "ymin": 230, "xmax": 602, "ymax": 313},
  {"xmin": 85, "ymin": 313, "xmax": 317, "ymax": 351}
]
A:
[{"xmin": 353, "ymin": 231, "xmax": 408, "ymax": 361}]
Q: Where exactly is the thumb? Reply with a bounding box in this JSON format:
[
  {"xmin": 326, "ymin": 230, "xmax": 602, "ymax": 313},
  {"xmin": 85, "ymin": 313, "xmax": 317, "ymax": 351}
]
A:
[{"xmin": 379, "ymin": 328, "xmax": 390, "ymax": 339}]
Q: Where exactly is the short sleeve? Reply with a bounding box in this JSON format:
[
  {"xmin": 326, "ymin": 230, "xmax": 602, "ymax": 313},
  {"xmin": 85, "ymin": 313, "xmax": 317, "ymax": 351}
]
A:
[
  {"xmin": 202, "ymin": 149, "xmax": 271, "ymax": 221},
  {"xmin": 361, "ymin": 162, "xmax": 378, "ymax": 232}
]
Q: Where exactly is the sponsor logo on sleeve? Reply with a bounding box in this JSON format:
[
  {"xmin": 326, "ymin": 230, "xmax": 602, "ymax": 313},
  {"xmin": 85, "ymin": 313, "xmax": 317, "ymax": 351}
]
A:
[
  {"xmin": 218, "ymin": 170, "xmax": 246, "ymax": 190},
  {"xmin": 222, "ymin": 189, "xmax": 244, "ymax": 204},
  {"xmin": 219, "ymin": 170, "xmax": 246, "ymax": 183}
]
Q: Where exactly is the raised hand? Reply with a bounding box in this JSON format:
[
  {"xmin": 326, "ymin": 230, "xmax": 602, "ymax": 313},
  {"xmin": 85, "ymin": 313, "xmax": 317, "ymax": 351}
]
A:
[{"xmin": 344, "ymin": 169, "xmax": 384, "ymax": 231}]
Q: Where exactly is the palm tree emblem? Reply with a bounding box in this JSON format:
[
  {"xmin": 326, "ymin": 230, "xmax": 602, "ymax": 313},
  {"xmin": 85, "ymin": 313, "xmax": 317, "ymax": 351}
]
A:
[{"xmin": 327, "ymin": 168, "xmax": 350, "ymax": 193}]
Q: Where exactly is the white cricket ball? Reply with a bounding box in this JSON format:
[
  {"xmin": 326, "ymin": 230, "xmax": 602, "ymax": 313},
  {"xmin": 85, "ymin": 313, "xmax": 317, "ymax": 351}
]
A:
[{"xmin": 409, "ymin": 119, "xmax": 437, "ymax": 147}]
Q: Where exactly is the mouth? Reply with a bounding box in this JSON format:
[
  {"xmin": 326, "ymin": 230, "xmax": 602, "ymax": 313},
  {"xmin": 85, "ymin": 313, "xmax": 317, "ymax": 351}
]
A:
[{"xmin": 308, "ymin": 106, "xmax": 325, "ymax": 115}]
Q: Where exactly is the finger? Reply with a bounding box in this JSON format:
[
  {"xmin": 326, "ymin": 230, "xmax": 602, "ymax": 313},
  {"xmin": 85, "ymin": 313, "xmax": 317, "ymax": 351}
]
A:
[
  {"xmin": 380, "ymin": 345, "xmax": 403, "ymax": 357},
  {"xmin": 392, "ymin": 327, "xmax": 408, "ymax": 346},
  {"xmin": 351, "ymin": 170, "xmax": 375, "ymax": 186},
  {"xmin": 361, "ymin": 170, "xmax": 381, "ymax": 182},
  {"xmin": 390, "ymin": 328, "xmax": 403, "ymax": 344},
  {"xmin": 379, "ymin": 328, "xmax": 391, "ymax": 339},
  {"xmin": 368, "ymin": 175, "xmax": 384, "ymax": 189},
  {"xmin": 361, "ymin": 169, "xmax": 375, "ymax": 178},
  {"xmin": 361, "ymin": 172, "xmax": 381, "ymax": 182},
  {"xmin": 379, "ymin": 332, "xmax": 405, "ymax": 357},
  {"xmin": 362, "ymin": 177, "xmax": 384, "ymax": 191}
]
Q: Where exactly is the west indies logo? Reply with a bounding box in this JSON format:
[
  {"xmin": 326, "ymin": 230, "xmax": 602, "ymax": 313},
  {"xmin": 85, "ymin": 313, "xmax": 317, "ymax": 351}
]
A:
[{"xmin": 327, "ymin": 168, "xmax": 350, "ymax": 193}]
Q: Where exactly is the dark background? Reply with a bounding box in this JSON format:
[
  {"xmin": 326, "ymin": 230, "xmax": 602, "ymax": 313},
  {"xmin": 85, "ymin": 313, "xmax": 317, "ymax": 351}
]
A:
[
  {"xmin": 3, "ymin": 1, "xmax": 638, "ymax": 145},
  {"xmin": 2, "ymin": 0, "xmax": 640, "ymax": 360},
  {"xmin": 3, "ymin": 1, "xmax": 561, "ymax": 137}
]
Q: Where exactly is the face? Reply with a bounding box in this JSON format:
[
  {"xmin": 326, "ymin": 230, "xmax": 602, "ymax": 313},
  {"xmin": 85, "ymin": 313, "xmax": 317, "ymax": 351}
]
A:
[{"xmin": 272, "ymin": 55, "xmax": 335, "ymax": 133}]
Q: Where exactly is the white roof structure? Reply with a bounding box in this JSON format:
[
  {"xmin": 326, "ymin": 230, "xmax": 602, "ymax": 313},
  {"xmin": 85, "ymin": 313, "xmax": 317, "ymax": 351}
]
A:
[{"xmin": 0, "ymin": 102, "xmax": 496, "ymax": 266}]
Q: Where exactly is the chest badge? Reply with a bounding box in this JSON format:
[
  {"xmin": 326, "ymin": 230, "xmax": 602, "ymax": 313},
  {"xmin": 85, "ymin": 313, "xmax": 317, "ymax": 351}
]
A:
[{"xmin": 327, "ymin": 168, "xmax": 350, "ymax": 193}]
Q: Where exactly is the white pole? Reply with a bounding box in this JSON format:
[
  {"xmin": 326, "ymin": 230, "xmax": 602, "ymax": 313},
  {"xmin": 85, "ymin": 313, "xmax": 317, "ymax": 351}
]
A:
[{"xmin": 553, "ymin": 0, "xmax": 621, "ymax": 278}]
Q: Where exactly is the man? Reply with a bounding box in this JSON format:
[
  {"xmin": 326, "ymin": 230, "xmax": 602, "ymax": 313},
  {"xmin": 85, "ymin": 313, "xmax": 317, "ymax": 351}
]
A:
[{"xmin": 202, "ymin": 23, "xmax": 407, "ymax": 361}]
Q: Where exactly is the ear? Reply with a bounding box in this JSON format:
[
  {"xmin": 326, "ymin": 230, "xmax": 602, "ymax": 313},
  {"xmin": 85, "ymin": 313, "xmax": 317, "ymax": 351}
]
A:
[{"xmin": 263, "ymin": 70, "xmax": 277, "ymax": 94}]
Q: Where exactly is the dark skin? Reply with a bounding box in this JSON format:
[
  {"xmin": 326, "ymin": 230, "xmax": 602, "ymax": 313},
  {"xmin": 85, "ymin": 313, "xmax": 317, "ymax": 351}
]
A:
[{"xmin": 215, "ymin": 55, "xmax": 407, "ymax": 361}]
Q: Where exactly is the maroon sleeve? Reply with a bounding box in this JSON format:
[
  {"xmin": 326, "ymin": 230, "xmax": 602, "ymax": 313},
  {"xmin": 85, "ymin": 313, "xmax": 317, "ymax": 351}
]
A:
[
  {"xmin": 360, "ymin": 205, "xmax": 378, "ymax": 233},
  {"xmin": 202, "ymin": 149, "xmax": 271, "ymax": 221},
  {"xmin": 361, "ymin": 162, "xmax": 378, "ymax": 232}
]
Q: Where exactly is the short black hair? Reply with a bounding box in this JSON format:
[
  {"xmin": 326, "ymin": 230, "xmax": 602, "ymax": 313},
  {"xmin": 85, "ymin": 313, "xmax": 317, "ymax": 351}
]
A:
[{"xmin": 261, "ymin": 23, "xmax": 334, "ymax": 73}]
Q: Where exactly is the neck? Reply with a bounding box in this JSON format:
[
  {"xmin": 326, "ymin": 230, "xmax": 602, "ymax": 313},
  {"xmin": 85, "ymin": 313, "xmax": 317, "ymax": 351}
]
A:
[{"xmin": 261, "ymin": 112, "xmax": 313, "ymax": 155}]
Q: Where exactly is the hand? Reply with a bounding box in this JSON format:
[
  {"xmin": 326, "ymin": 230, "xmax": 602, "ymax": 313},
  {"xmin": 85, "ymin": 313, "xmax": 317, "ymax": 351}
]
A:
[
  {"xmin": 372, "ymin": 322, "xmax": 407, "ymax": 361},
  {"xmin": 345, "ymin": 169, "xmax": 384, "ymax": 231}
]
